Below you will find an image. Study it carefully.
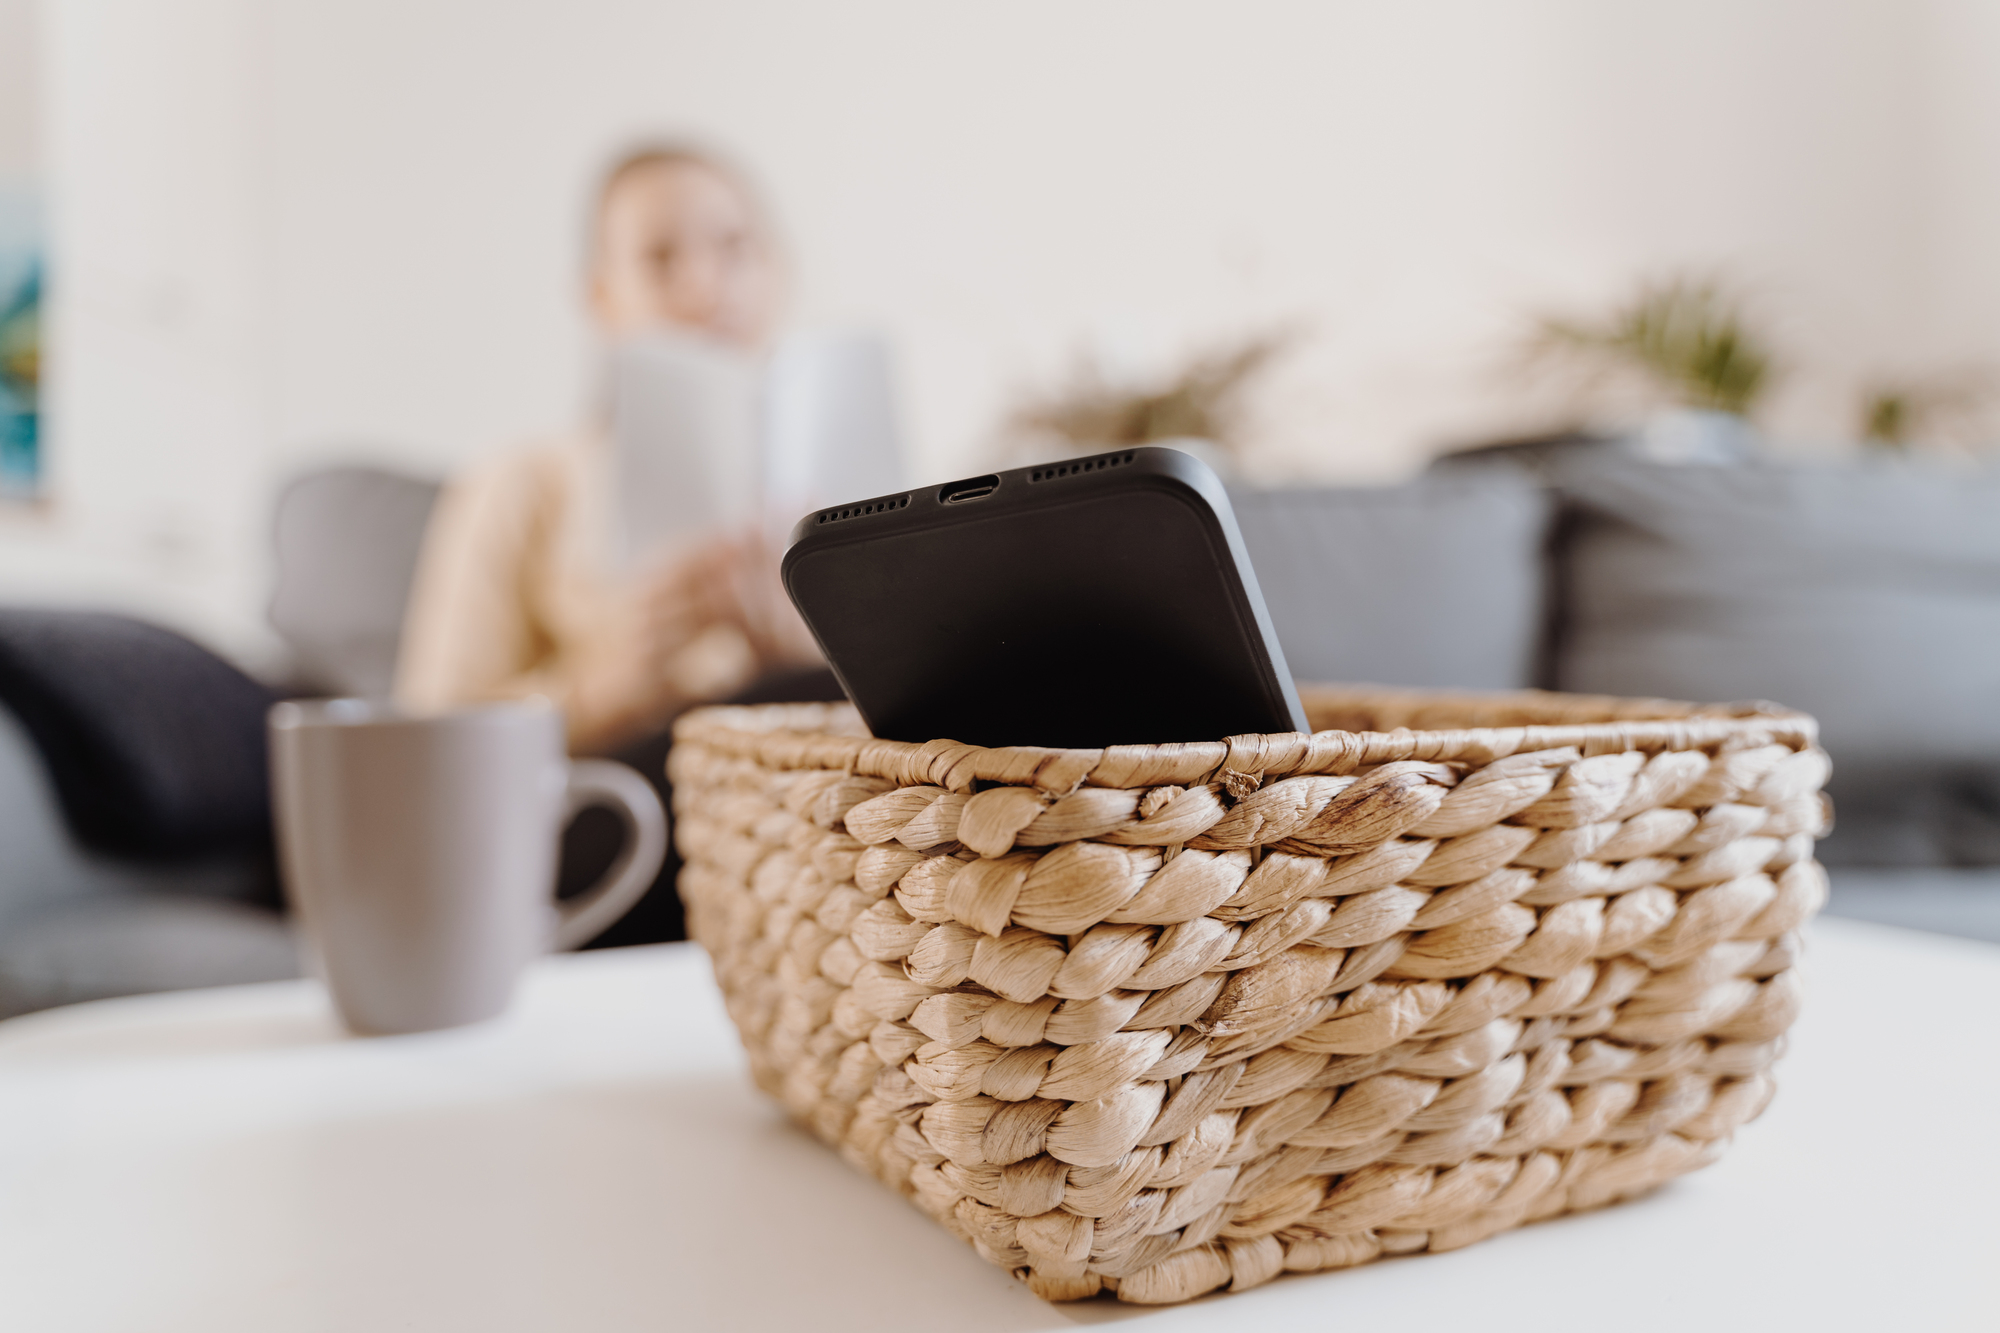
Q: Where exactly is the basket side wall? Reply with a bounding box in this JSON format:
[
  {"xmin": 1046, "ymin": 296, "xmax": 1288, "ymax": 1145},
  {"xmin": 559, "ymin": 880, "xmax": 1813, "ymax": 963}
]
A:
[{"xmin": 672, "ymin": 708, "xmax": 1826, "ymax": 1305}]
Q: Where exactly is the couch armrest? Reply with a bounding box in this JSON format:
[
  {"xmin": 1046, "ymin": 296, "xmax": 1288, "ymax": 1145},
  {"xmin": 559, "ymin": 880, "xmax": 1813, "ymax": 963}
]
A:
[{"xmin": 0, "ymin": 705, "xmax": 270, "ymax": 924}]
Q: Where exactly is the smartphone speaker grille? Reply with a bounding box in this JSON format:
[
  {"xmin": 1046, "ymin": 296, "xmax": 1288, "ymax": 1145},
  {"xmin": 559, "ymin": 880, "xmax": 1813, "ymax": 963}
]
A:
[
  {"xmin": 1028, "ymin": 451, "xmax": 1137, "ymax": 483},
  {"xmin": 817, "ymin": 495, "xmax": 911, "ymax": 525}
]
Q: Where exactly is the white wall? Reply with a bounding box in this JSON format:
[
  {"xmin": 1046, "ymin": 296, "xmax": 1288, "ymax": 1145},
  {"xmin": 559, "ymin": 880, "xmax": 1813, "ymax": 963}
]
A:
[
  {"xmin": 1914, "ymin": 0, "xmax": 2000, "ymax": 364},
  {"xmin": 4, "ymin": 0, "xmax": 1996, "ymax": 660},
  {"xmin": 0, "ymin": 0, "xmax": 274, "ymax": 655},
  {"xmin": 0, "ymin": 0, "xmax": 36, "ymax": 174}
]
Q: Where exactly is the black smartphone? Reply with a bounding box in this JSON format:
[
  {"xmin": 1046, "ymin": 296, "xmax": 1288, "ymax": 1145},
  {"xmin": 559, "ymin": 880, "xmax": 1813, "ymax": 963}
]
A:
[{"xmin": 781, "ymin": 446, "xmax": 1307, "ymax": 748}]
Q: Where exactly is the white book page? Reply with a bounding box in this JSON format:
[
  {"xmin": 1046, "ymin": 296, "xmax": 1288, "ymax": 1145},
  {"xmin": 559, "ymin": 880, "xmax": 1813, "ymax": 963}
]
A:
[
  {"xmin": 762, "ymin": 330, "xmax": 907, "ymax": 534},
  {"xmin": 608, "ymin": 329, "xmax": 907, "ymax": 571},
  {"xmin": 608, "ymin": 336, "xmax": 762, "ymax": 571}
]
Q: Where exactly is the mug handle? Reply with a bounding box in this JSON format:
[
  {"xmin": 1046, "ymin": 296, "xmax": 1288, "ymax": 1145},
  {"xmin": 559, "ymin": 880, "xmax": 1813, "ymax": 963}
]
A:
[{"xmin": 552, "ymin": 759, "xmax": 669, "ymax": 951}]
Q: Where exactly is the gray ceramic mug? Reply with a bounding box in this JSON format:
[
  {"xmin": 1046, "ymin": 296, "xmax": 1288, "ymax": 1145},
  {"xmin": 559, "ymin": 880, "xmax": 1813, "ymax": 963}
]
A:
[{"xmin": 270, "ymin": 698, "xmax": 667, "ymax": 1035}]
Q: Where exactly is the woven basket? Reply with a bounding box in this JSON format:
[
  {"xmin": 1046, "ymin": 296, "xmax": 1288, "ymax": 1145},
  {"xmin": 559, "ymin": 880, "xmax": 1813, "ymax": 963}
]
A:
[{"xmin": 669, "ymin": 687, "xmax": 1828, "ymax": 1305}]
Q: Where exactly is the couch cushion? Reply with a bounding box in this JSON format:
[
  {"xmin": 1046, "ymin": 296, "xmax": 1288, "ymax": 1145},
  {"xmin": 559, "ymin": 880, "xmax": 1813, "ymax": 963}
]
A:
[
  {"xmin": 0, "ymin": 700, "xmax": 292, "ymax": 1017},
  {"xmin": 1823, "ymin": 866, "xmax": 2000, "ymax": 945},
  {"xmin": 1229, "ymin": 475, "xmax": 1552, "ymax": 691},
  {"xmin": 269, "ymin": 465, "xmax": 440, "ymax": 697},
  {"xmin": 0, "ymin": 894, "xmax": 297, "ymax": 1020},
  {"xmin": 0, "ymin": 610, "xmax": 277, "ymax": 863},
  {"xmin": 0, "ymin": 702, "xmax": 273, "ymax": 921},
  {"xmin": 1553, "ymin": 460, "xmax": 2000, "ymax": 864}
]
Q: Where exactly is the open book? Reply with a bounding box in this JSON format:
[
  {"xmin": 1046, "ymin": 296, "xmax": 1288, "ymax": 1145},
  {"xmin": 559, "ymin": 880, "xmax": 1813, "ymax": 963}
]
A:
[{"xmin": 608, "ymin": 331, "xmax": 906, "ymax": 570}]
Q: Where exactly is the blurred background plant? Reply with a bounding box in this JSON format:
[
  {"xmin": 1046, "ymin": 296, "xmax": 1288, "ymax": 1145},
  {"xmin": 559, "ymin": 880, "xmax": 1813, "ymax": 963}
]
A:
[
  {"xmin": 1527, "ymin": 275, "xmax": 1777, "ymax": 420},
  {"xmin": 1007, "ymin": 328, "xmax": 1294, "ymax": 461},
  {"xmin": 1856, "ymin": 370, "xmax": 1999, "ymax": 453}
]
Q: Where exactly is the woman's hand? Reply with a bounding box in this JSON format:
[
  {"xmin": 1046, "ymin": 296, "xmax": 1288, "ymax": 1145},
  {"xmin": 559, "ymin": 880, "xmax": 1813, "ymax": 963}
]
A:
[
  {"xmin": 714, "ymin": 533, "xmax": 822, "ymax": 669},
  {"xmin": 569, "ymin": 529, "xmax": 822, "ymax": 752},
  {"xmin": 635, "ymin": 537, "xmax": 744, "ymax": 669},
  {"xmin": 634, "ymin": 529, "xmax": 819, "ymax": 691}
]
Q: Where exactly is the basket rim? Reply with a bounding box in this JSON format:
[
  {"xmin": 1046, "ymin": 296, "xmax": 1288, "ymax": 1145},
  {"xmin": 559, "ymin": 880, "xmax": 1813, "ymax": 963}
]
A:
[{"xmin": 674, "ymin": 685, "xmax": 1819, "ymax": 795}]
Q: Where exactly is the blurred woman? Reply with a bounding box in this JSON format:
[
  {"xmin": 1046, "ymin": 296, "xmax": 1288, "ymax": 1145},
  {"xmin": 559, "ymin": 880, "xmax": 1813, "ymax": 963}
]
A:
[
  {"xmin": 397, "ymin": 145, "xmax": 831, "ymax": 943},
  {"xmin": 398, "ymin": 145, "xmax": 813, "ymax": 752}
]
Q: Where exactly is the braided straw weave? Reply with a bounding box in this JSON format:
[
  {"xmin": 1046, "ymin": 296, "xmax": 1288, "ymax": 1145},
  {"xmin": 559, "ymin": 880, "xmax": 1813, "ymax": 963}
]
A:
[{"xmin": 670, "ymin": 687, "xmax": 1828, "ymax": 1305}]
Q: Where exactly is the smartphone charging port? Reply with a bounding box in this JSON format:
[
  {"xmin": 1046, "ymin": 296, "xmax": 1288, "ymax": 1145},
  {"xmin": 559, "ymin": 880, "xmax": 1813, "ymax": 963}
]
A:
[{"xmin": 940, "ymin": 476, "xmax": 1000, "ymax": 504}]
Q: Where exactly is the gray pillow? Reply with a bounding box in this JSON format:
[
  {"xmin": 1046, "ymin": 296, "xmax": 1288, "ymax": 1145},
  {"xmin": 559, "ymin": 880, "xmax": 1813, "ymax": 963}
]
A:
[
  {"xmin": 269, "ymin": 465, "xmax": 441, "ymax": 697},
  {"xmin": 1553, "ymin": 459, "xmax": 2000, "ymax": 865},
  {"xmin": 0, "ymin": 703, "xmax": 295, "ymax": 1018},
  {"xmin": 1228, "ymin": 475, "xmax": 1552, "ymax": 691}
]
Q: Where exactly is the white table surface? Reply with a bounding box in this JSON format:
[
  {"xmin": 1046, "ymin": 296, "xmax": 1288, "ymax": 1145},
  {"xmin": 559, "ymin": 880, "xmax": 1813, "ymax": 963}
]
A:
[{"xmin": 1, "ymin": 918, "xmax": 1994, "ymax": 1333}]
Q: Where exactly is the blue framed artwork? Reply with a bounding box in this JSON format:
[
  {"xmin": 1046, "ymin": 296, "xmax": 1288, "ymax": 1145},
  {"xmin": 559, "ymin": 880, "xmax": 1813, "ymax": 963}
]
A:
[{"xmin": 0, "ymin": 183, "xmax": 41, "ymax": 499}]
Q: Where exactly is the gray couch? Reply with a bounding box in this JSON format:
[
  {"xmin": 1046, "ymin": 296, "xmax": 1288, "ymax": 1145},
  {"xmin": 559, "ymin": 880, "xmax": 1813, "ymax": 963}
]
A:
[
  {"xmin": 0, "ymin": 466, "xmax": 439, "ymax": 1019},
  {"xmin": 3, "ymin": 449, "xmax": 1994, "ymax": 1020},
  {"xmin": 0, "ymin": 704, "xmax": 296, "ymax": 1018},
  {"xmin": 1240, "ymin": 452, "xmax": 2000, "ymax": 940}
]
